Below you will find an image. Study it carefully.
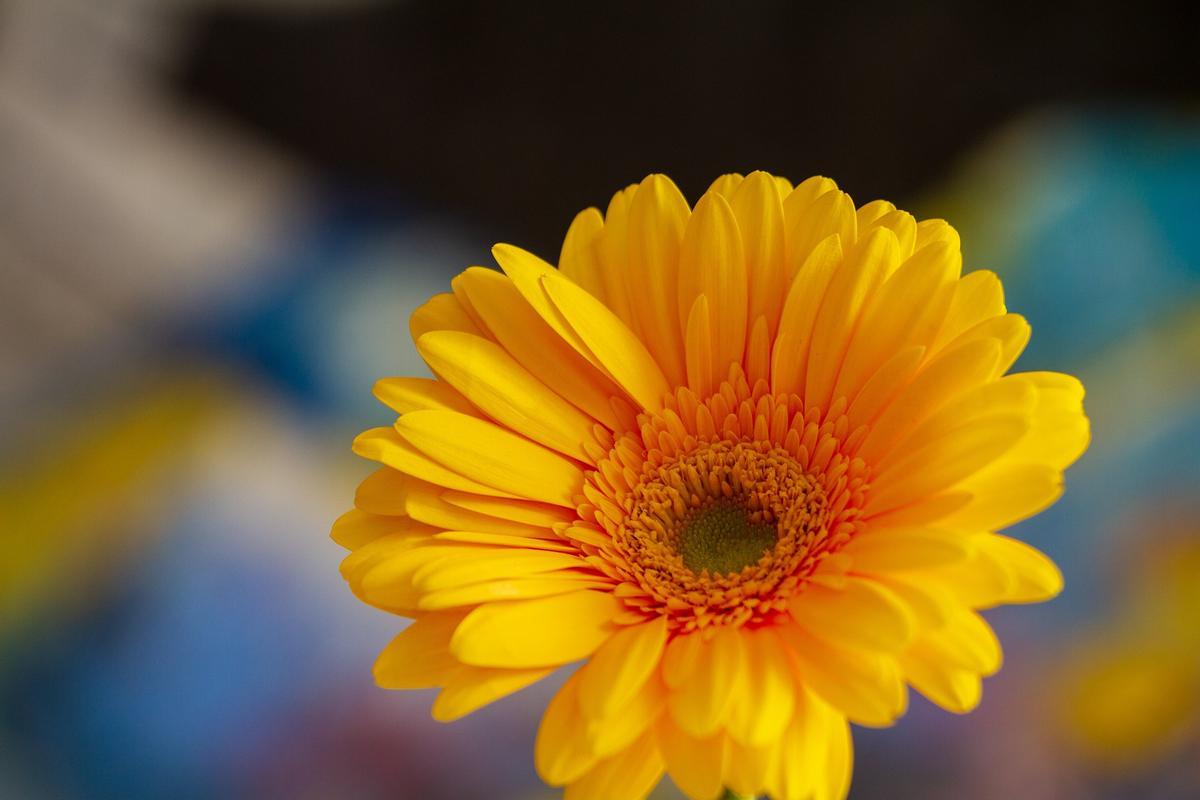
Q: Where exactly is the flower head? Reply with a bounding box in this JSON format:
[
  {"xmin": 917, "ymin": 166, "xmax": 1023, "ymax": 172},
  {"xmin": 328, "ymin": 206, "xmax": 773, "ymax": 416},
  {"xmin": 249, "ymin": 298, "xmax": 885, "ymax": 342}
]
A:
[{"xmin": 333, "ymin": 172, "xmax": 1089, "ymax": 799}]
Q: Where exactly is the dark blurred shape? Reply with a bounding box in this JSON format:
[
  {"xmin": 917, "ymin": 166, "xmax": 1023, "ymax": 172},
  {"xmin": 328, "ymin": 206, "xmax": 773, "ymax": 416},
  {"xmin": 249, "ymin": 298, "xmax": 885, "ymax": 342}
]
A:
[{"xmin": 176, "ymin": 1, "xmax": 1199, "ymax": 255}]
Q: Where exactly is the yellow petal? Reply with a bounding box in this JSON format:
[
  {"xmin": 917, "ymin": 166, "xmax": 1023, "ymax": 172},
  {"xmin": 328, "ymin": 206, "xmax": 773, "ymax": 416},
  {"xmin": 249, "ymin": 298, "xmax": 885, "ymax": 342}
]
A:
[
  {"xmin": 784, "ymin": 189, "xmax": 857, "ymax": 278},
  {"xmin": 930, "ymin": 269, "xmax": 1006, "ymax": 353},
  {"xmin": 893, "ymin": 376, "xmax": 1038, "ymax": 463},
  {"xmin": 940, "ymin": 313, "xmax": 1030, "ymax": 378},
  {"xmin": 661, "ymin": 630, "xmax": 704, "ymax": 689},
  {"xmin": 781, "ymin": 175, "xmax": 838, "ymax": 231},
  {"xmin": 915, "ymin": 218, "xmax": 961, "ymax": 251},
  {"xmin": 778, "ymin": 624, "xmax": 907, "ymax": 727},
  {"xmin": 726, "ymin": 627, "xmax": 796, "ymax": 747},
  {"xmin": 354, "ymin": 467, "xmax": 411, "ymax": 515},
  {"xmin": 725, "ymin": 736, "xmax": 777, "ymax": 798},
  {"xmin": 940, "ymin": 461, "xmax": 1064, "ymax": 530},
  {"xmin": 432, "ymin": 663, "xmax": 553, "ymax": 721},
  {"xmin": 833, "ymin": 240, "xmax": 960, "ymax": 403},
  {"xmin": 731, "ymin": 171, "xmax": 788, "ymax": 337},
  {"xmin": 440, "ymin": 490, "xmax": 577, "ymax": 528},
  {"xmin": 372, "ymin": 376, "xmax": 477, "ymax": 415},
  {"xmin": 771, "ymin": 233, "xmax": 844, "ymax": 396},
  {"xmin": 707, "ymin": 172, "xmax": 744, "ymax": 197},
  {"xmin": 356, "ymin": 543, "xmax": 478, "ymax": 609},
  {"xmin": 898, "ymin": 644, "xmax": 982, "ymax": 713},
  {"xmin": 373, "ymin": 611, "xmax": 468, "ymax": 689},
  {"xmin": 678, "ymin": 191, "xmax": 748, "ymax": 377},
  {"xmin": 976, "ymin": 534, "xmax": 1063, "ymax": 603},
  {"xmin": 844, "ymin": 345, "xmax": 926, "ymax": 431},
  {"xmin": 492, "ymin": 243, "xmax": 607, "ymax": 369},
  {"xmin": 814, "ymin": 698, "xmax": 854, "ymax": 800},
  {"xmin": 667, "ymin": 625, "xmax": 745, "ymax": 737},
  {"xmin": 803, "ymin": 226, "xmax": 895, "ymax": 410},
  {"xmin": 919, "ymin": 606, "xmax": 1003, "ymax": 675},
  {"xmin": 409, "ymin": 291, "xmax": 483, "ymax": 340},
  {"xmin": 403, "ymin": 478, "xmax": 561, "ymax": 539},
  {"xmin": 395, "ymin": 410, "xmax": 583, "ymax": 506},
  {"xmin": 412, "ymin": 547, "xmax": 587, "ymax": 592},
  {"xmin": 1004, "ymin": 371, "xmax": 1090, "ymax": 470},
  {"xmin": 628, "ymin": 173, "xmax": 690, "ymax": 386},
  {"xmin": 536, "ymin": 674, "xmax": 600, "ymax": 784},
  {"xmin": 856, "ymin": 337, "xmax": 1003, "ymax": 465},
  {"xmin": 656, "ymin": 717, "xmax": 726, "ymax": 800},
  {"xmin": 417, "ymin": 330, "xmax": 595, "ymax": 461},
  {"xmin": 745, "ymin": 314, "xmax": 771, "ymax": 387},
  {"xmin": 418, "ymin": 574, "xmax": 608, "ymax": 611},
  {"xmin": 790, "ymin": 577, "xmax": 916, "ymax": 652},
  {"xmin": 594, "ymin": 185, "xmax": 640, "ymax": 330},
  {"xmin": 432, "ymin": 530, "xmax": 573, "ymax": 550},
  {"xmin": 684, "ymin": 294, "xmax": 715, "ymax": 398},
  {"xmin": 452, "ymin": 266, "xmax": 622, "ymax": 429},
  {"xmin": 842, "ymin": 527, "xmax": 971, "ymax": 572},
  {"xmin": 352, "ymin": 426, "xmax": 520, "ymax": 498},
  {"xmin": 563, "ymin": 730, "xmax": 662, "ymax": 800},
  {"xmin": 867, "ymin": 208, "xmax": 918, "ymax": 263},
  {"xmin": 864, "ymin": 414, "xmax": 1030, "ymax": 516},
  {"xmin": 578, "ymin": 616, "xmax": 668, "ymax": 718},
  {"xmin": 585, "ymin": 676, "xmax": 665, "ymax": 758},
  {"xmin": 770, "ymin": 687, "xmax": 853, "ymax": 800},
  {"xmin": 559, "ymin": 207, "xmax": 607, "ymax": 300},
  {"xmin": 542, "ymin": 270, "xmax": 671, "ymax": 412},
  {"xmin": 451, "ymin": 589, "xmax": 620, "ymax": 668},
  {"xmin": 331, "ymin": 508, "xmax": 428, "ymax": 550}
]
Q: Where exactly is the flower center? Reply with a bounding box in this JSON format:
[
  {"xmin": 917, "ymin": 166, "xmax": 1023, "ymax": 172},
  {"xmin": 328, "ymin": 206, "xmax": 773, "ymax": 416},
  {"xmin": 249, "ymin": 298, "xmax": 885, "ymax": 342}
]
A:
[
  {"xmin": 571, "ymin": 371, "xmax": 871, "ymax": 632},
  {"xmin": 678, "ymin": 502, "xmax": 777, "ymax": 575},
  {"xmin": 612, "ymin": 439, "xmax": 833, "ymax": 628}
]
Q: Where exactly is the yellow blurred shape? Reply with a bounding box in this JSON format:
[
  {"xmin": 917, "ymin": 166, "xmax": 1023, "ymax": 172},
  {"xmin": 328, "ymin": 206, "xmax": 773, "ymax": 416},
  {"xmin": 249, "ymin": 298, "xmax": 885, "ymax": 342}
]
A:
[
  {"xmin": 1054, "ymin": 535, "xmax": 1200, "ymax": 772},
  {"xmin": 0, "ymin": 373, "xmax": 226, "ymax": 647}
]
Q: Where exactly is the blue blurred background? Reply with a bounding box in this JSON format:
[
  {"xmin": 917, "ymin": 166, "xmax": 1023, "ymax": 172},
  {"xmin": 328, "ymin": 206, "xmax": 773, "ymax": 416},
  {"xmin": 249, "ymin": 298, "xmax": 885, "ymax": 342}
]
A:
[{"xmin": 1, "ymin": 2, "xmax": 1197, "ymax": 798}]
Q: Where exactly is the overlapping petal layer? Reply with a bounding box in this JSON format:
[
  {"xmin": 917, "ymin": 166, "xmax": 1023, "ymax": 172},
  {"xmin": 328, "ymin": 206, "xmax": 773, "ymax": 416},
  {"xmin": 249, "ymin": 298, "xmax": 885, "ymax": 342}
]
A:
[{"xmin": 333, "ymin": 172, "xmax": 1088, "ymax": 799}]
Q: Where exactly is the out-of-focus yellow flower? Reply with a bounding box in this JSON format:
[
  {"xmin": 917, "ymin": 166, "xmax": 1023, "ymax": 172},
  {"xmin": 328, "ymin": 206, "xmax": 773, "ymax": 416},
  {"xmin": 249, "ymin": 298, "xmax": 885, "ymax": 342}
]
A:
[
  {"xmin": 1, "ymin": 376, "xmax": 221, "ymax": 646},
  {"xmin": 1055, "ymin": 534, "xmax": 1200, "ymax": 772},
  {"xmin": 333, "ymin": 172, "xmax": 1089, "ymax": 799}
]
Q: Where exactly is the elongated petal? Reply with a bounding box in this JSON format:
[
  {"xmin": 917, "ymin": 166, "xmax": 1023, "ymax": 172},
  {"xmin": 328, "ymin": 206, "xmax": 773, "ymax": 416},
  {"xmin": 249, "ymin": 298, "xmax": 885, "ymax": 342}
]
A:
[
  {"xmin": 790, "ymin": 577, "xmax": 916, "ymax": 652},
  {"xmin": 841, "ymin": 527, "xmax": 971, "ymax": 572},
  {"xmin": 452, "ymin": 266, "xmax": 622, "ymax": 428},
  {"xmin": 563, "ymin": 730, "xmax": 662, "ymax": 800},
  {"xmin": 804, "ymin": 226, "xmax": 896, "ymax": 410},
  {"xmin": 417, "ymin": 330, "xmax": 595, "ymax": 461},
  {"xmin": 419, "ymin": 574, "xmax": 608, "ymax": 611},
  {"xmin": 678, "ymin": 191, "xmax": 748, "ymax": 376},
  {"xmin": 656, "ymin": 717, "xmax": 726, "ymax": 800},
  {"xmin": 432, "ymin": 664, "xmax": 554, "ymax": 721},
  {"xmin": 559, "ymin": 207, "xmax": 606, "ymax": 299},
  {"xmin": 374, "ymin": 611, "xmax": 468, "ymax": 689},
  {"xmin": 577, "ymin": 616, "xmax": 668, "ymax": 718},
  {"xmin": 726, "ymin": 628, "xmax": 796, "ymax": 747},
  {"xmin": 537, "ymin": 674, "xmax": 599, "ymax": 784},
  {"xmin": 542, "ymin": 271, "xmax": 671, "ymax": 412},
  {"xmin": 373, "ymin": 376, "xmax": 478, "ymax": 415},
  {"xmin": 667, "ymin": 626, "xmax": 745, "ymax": 737},
  {"xmin": 396, "ymin": 410, "xmax": 583, "ymax": 506},
  {"xmin": 451, "ymin": 590, "xmax": 620, "ymax": 668},
  {"xmin": 352, "ymin": 426, "xmax": 520, "ymax": 498},
  {"xmin": 732, "ymin": 171, "xmax": 788, "ymax": 336},
  {"xmin": 409, "ymin": 292, "xmax": 482, "ymax": 340},
  {"xmin": 628, "ymin": 173, "xmax": 690, "ymax": 386},
  {"xmin": 778, "ymin": 624, "xmax": 907, "ymax": 726},
  {"xmin": 354, "ymin": 467, "xmax": 410, "ymax": 515}
]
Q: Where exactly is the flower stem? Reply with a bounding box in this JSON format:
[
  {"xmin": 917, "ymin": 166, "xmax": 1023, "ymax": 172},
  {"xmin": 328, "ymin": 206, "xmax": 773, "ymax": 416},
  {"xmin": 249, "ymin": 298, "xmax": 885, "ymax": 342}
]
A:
[{"xmin": 720, "ymin": 790, "xmax": 758, "ymax": 800}]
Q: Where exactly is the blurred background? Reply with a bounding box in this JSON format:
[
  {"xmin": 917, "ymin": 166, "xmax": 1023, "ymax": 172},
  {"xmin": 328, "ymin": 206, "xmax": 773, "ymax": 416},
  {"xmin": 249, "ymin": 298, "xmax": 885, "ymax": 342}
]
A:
[{"xmin": 1, "ymin": 1, "xmax": 1197, "ymax": 798}]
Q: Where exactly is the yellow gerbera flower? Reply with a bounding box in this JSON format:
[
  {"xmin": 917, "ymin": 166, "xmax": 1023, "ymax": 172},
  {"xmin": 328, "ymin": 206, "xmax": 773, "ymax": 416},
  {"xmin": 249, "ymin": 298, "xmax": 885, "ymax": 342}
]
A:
[{"xmin": 333, "ymin": 171, "xmax": 1090, "ymax": 800}]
